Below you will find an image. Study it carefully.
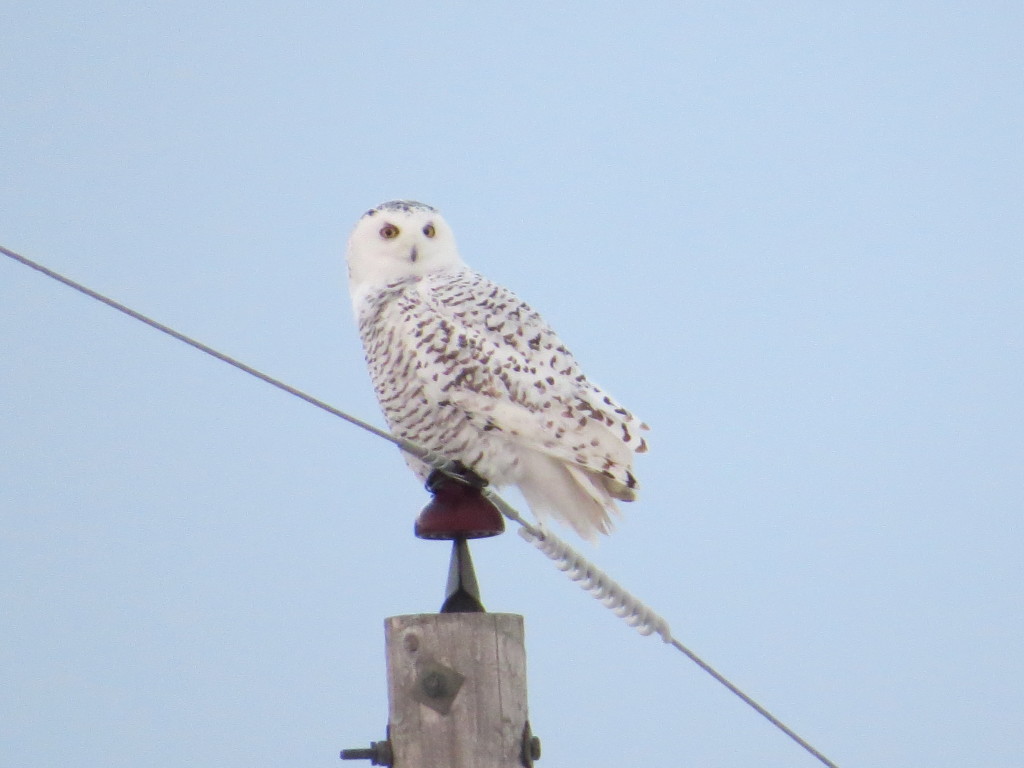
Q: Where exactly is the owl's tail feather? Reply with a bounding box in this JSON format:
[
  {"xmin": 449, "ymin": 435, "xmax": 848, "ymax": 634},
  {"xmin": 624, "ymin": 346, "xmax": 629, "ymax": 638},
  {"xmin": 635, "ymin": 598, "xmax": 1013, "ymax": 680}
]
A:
[{"xmin": 515, "ymin": 451, "xmax": 625, "ymax": 542}]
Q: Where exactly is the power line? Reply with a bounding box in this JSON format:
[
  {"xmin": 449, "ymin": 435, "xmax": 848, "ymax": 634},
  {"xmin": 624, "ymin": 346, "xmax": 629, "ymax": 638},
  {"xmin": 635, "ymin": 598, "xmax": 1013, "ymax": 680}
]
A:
[
  {"xmin": 491, "ymin": 492, "xmax": 840, "ymax": 768},
  {"xmin": 0, "ymin": 244, "xmax": 457, "ymax": 472},
  {"xmin": 2, "ymin": 243, "xmax": 841, "ymax": 768}
]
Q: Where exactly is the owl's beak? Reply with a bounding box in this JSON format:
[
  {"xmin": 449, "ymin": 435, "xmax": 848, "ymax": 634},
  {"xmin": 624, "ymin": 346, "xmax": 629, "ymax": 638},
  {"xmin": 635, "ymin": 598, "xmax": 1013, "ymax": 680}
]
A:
[{"xmin": 409, "ymin": 246, "xmax": 418, "ymax": 263}]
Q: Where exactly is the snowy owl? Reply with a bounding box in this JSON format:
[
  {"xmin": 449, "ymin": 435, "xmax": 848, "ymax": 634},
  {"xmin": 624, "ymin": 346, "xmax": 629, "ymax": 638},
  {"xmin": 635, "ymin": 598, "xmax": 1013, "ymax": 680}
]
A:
[{"xmin": 346, "ymin": 200, "xmax": 648, "ymax": 539}]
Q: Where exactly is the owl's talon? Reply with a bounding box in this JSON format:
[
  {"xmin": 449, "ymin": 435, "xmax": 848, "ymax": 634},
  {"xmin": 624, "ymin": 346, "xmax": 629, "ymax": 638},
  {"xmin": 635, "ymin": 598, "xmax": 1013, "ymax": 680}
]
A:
[{"xmin": 426, "ymin": 462, "xmax": 488, "ymax": 493}]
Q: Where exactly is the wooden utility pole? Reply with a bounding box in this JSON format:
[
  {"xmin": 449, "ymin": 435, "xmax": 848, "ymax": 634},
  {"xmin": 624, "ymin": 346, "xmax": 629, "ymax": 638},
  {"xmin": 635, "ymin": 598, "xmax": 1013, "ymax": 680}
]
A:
[
  {"xmin": 384, "ymin": 612, "xmax": 535, "ymax": 767},
  {"xmin": 341, "ymin": 474, "xmax": 541, "ymax": 768}
]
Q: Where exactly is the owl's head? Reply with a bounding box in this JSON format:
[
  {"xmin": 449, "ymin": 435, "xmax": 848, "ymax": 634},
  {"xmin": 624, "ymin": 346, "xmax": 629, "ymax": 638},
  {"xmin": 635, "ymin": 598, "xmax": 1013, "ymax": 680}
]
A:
[{"xmin": 346, "ymin": 200, "xmax": 462, "ymax": 302}]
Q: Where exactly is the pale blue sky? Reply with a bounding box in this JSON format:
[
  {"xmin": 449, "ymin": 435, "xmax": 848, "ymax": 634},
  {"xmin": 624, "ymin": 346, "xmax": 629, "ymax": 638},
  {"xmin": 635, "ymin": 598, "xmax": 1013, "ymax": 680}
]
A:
[{"xmin": 2, "ymin": 3, "xmax": 1022, "ymax": 766}]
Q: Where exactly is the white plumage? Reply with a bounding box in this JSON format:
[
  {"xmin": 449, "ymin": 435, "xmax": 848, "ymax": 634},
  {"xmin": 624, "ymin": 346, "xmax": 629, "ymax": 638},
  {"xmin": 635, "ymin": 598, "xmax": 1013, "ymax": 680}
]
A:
[{"xmin": 346, "ymin": 200, "xmax": 648, "ymax": 539}]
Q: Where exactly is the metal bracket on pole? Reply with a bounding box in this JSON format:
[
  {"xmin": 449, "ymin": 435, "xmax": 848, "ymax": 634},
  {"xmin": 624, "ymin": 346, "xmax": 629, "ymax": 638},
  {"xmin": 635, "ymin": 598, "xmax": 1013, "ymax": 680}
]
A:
[{"xmin": 441, "ymin": 537, "xmax": 485, "ymax": 613}]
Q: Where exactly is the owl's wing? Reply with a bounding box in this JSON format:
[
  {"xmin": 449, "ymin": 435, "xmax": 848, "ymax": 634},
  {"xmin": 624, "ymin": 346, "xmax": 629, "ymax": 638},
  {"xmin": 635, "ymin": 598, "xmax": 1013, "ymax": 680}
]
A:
[{"xmin": 416, "ymin": 270, "xmax": 648, "ymax": 493}]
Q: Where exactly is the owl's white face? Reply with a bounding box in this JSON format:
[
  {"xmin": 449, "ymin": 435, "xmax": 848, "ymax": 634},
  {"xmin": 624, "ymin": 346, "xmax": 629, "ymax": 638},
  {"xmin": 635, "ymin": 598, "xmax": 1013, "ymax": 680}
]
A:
[{"xmin": 346, "ymin": 201, "xmax": 463, "ymax": 306}]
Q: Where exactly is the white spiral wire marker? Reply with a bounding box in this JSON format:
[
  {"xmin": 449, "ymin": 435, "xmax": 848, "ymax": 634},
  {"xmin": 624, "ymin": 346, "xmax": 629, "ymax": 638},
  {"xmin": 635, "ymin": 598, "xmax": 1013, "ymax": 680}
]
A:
[
  {"xmin": 483, "ymin": 490, "xmax": 672, "ymax": 641},
  {"xmin": 516, "ymin": 526, "xmax": 672, "ymax": 639}
]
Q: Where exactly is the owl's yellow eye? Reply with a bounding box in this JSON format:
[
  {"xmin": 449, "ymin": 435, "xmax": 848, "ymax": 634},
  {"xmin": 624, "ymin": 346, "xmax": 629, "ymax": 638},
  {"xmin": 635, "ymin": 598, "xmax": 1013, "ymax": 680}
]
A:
[
  {"xmin": 423, "ymin": 223, "xmax": 436, "ymax": 238},
  {"xmin": 380, "ymin": 224, "xmax": 400, "ymax": 239}
]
